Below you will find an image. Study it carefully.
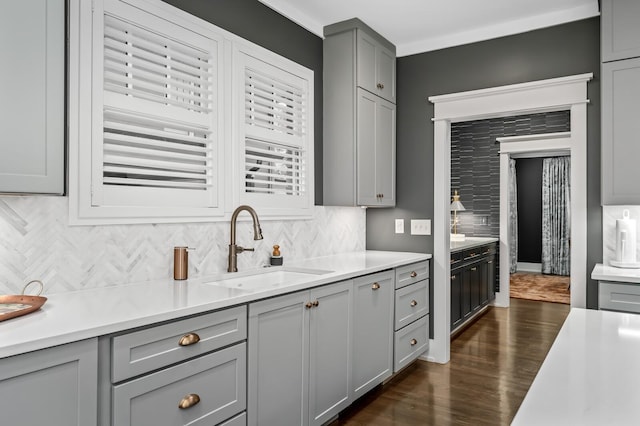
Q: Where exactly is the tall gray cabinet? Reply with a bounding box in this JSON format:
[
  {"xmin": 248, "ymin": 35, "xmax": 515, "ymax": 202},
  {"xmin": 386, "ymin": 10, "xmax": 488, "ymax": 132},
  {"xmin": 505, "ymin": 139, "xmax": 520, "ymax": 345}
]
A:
[
  {"xmin": 0, "ymin": 0, "xmax": 65, "ymax": 194},
  {"xmin": 601, "ymin": 0, "xmax": 640, "ymax": 204},
  {"xmin": 323, "ymin": 19, "xmax": 396, "ymax": 207}
]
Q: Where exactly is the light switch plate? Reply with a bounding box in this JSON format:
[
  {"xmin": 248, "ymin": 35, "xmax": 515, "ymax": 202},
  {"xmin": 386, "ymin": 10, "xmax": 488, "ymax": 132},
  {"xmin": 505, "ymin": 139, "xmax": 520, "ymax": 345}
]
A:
[
  {"xmin": 411, "ymin": 219, "xmax": 431, "ymax": 235},
  {"xmin": 395, "ymin": 219, "xmax": 404, "ymax": 234}
]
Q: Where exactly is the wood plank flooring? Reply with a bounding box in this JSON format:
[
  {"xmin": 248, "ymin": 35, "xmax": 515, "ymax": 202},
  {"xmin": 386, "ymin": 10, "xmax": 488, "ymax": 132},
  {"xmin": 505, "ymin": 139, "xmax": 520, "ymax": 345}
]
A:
[{"xmin": 330, "ymin": 299, "xmax": 570, "ymax": 426}]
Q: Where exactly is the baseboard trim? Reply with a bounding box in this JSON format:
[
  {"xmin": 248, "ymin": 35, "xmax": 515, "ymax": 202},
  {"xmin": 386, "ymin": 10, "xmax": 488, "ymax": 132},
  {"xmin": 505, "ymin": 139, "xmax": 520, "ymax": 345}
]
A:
[{"xmin": 517, "ymin": 262, "xmax": 542, "ymax": 273}]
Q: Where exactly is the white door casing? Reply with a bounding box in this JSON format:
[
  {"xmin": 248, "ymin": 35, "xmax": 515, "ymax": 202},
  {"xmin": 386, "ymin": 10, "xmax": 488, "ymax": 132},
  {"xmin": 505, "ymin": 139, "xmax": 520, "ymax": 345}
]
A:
[{"xmin": 427, "ymin": 73, "xmax": 592, "ymax": 364}]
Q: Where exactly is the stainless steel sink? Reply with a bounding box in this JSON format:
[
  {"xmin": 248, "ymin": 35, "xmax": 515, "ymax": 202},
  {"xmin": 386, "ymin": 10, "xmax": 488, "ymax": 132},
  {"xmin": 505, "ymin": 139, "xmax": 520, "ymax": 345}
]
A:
[{"xmin": 202, "ymin": 267, "xmax": 333, "ymax": 292}]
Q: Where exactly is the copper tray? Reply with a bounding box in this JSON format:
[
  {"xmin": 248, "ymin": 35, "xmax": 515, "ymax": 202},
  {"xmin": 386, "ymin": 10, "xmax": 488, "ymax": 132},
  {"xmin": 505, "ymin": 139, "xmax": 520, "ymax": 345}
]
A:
[{"xmin": 0, "ymin": 280, "xmax": 47, "ymax": 322}]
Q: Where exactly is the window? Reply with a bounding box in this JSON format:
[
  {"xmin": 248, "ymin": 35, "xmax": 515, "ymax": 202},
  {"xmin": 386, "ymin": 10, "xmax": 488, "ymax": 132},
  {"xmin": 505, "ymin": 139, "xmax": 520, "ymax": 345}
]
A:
[
  {"xmin": 70, "ymin": 0, "xmax": 224, "ymax": 224},
  {"xmin": 234, "ymin": 46, "xmax": 314, "ymax": 216}
]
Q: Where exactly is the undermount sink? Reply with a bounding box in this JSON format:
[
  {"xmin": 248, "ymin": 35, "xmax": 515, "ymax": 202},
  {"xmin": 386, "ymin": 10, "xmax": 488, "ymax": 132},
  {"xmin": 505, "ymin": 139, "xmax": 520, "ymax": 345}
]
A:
[{"xmin": 203, "ymin": 267, "xmax": 333, "ymax": 292}]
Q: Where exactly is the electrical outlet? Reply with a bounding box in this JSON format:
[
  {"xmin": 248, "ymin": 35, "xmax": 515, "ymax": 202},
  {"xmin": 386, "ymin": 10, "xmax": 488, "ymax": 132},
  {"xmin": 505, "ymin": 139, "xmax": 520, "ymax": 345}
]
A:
[
  {"xmin": 411, "ymin": 219, "xmax": 431, "ymax": 235},
  {"xmin": 395, "ymin": 218, "xmax": 404, "ymax": 234}
]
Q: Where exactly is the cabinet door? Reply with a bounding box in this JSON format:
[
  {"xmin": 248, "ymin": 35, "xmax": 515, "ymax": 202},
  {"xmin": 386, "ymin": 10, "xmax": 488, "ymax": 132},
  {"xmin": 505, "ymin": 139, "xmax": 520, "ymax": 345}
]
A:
[
  {"xmin": 309, "ymin": 280, "xmax": 353, "ymax": 426},
  {"xmin": 479, "ymin": 261, "xmax": 489, "ymax": 306},
  {"xmin": 356, "ymin": 89, "xmax": 396, "ymax": 206},
  {"xmin": 488, "ymin": 255, "xmax": 496, "ymax": 301},
  {"xmin": 602, "ymin": 0, "xmax": 640, "ymax": 62},
  {"xmin": 0, "ymin": 339, "xmax": 98, "ymax": 426},
  {"xmin": 248, "ymin": 291, "xmax": 310, "ymax": 426},
  {"xmin": 375, "ymin": 96, "xmax": 396, "ymax": 206},
  {"xmin": 602, "ymin": 58, "xmax": 640, "ymax": 204},
  {"xmin": 356, "ymin": 31, "xmax": 395, "ymax": 103},
  {"xmin": 352, "ymin": 271, "xmax": 394, "ymax": 400},
  {"xmin": 461, "ymin": 268, "xmax": 472, "ymax": 319},
  {"xmin": 469, "ymin": 264, "xmax": 481, "ymax": 312},
  {"xmin": 451, "ymin": 270, "xmax": 463, "ymax": 330},
  {"xmin": 0, "ymin": 0, "xmax": 64, "ymax": 194}
]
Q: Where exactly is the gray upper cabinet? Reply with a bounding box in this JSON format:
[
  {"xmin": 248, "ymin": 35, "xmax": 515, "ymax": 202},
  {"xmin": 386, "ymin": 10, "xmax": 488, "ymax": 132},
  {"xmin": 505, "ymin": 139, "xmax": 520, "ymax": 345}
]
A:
[
  {"xmin": 601, "ymin": 0, "xmax": 640, "ymax": 62},
  {"xmin": 0, "ymin": 0, "xmax": 64, "ymax": 194},
  {"xmin": 0, "ymin": 339, "xmax": 98, "ymax": 426},
  {"xmin": 601, "ymin": 0, "xmax": 640, "ymax": 204},
  {"xmin": 602, "ymin": 58, "xmax": 640, "ymax": 204},
  {"xmin": 323, "ymin": 18, "xmax": 397, "ymax": 207},
  {"xmin": 356, "ymin": 30, "xmax": 396, "ymax": 103}
]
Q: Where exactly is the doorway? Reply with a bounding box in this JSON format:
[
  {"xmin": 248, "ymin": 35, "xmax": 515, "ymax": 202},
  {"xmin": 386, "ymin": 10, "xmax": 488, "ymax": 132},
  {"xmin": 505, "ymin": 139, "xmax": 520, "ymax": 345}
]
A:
[
  {"xmin": 499, "ymin": 133, "xmax": 572, "ymax": 305},
  {"xmin": 427, "ymin": 73, "xmax": 592, "ymax": 364}
]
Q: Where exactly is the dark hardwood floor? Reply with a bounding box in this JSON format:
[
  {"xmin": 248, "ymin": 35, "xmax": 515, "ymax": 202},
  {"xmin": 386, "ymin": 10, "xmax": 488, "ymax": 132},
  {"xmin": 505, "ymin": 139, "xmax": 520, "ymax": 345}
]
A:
[{"xmin": 331, "ymin": 298, "xmax": 570, "ymax": 425}]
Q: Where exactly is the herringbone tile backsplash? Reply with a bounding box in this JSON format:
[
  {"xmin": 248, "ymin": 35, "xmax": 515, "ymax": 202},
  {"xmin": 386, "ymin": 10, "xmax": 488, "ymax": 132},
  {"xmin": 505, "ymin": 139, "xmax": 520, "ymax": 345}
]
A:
[{"xmin": 0, "ymin": 197, "xmax": 365, "ymax": 295}]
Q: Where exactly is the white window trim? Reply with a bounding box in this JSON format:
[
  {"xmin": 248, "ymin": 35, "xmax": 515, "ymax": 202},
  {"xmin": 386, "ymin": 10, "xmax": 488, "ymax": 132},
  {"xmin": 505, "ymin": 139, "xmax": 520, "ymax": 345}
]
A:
[{"xmin": 68, "ymin": 0, "xmax": 315, "ymax": 225}]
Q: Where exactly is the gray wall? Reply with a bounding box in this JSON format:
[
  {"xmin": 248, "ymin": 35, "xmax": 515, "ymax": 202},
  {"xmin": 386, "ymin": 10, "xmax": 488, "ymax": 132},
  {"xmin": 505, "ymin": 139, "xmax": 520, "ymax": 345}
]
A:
[
  {"xmin": 366, "ymin": 17, "xmax": 602, "ymax": 308},
  {"xmin": 162, "ymin": 0, "xmax": 324, "ymax": 204}
]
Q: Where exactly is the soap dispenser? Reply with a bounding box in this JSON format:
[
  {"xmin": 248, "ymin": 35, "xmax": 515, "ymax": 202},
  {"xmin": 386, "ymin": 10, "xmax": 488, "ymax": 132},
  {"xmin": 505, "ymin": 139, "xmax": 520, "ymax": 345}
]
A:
[{"xmin": 270, "ymin": 245, "xmax": 283, "ymax": 266}]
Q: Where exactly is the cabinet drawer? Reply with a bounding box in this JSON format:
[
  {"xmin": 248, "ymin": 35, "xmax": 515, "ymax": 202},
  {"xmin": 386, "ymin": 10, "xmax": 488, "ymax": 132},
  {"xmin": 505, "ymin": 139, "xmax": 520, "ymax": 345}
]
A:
[
  {"xmin": 394, "ymin": 315, "xmax": 429, "ymax": 372},
  {"xmin": 112, "ymin": 306, "xmax": 247, "ymax": 382},
  {"xmin": 450, "ymin": 251, "xmax": 464, "ymax": 269},
  {"xmin": 599, "ymin": 281, "xmax": 640, "ymax": 313},
  {"xmin": 113, "ymin": 342, "xmax": 246, "ymax": 426},
  {"xmin": 220, "ymin": 412, "xmax": 246, "ymax": 426},
  {"xmin": 395, "ymin": 261, "xmax": 429, "ymax": 289},
  {"xmin": 394, "ymin": 280, "xmax": 429, "ymax": 331}
]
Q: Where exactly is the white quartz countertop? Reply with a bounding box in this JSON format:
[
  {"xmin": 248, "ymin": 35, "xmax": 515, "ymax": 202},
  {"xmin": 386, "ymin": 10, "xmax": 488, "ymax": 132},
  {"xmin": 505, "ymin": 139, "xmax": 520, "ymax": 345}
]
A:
[
  {"xmin": 512, "ymin": 307, "xmax": 640, "ymax": 425},
  {"xmin": 0, "ymin": 250, "xmax": 430, "ymax": 358},
  {"xmin": 450, "ymin": 236, "xmax": 498, "ymax": 252},
  {"xmin": 592, "ymin": 263, "xmax": 640, "ymax": 283}
]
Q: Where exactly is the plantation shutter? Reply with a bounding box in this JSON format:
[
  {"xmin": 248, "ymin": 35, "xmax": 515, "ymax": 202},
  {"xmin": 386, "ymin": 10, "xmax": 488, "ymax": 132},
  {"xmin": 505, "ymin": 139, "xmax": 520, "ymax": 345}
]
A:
[
  {"xmin": 92, "ymin": 0, "xmax": 221, "ymax": 209},
  {"xmin": 239, "ymin": 52, "xmax": 312, "ymax": 211}
]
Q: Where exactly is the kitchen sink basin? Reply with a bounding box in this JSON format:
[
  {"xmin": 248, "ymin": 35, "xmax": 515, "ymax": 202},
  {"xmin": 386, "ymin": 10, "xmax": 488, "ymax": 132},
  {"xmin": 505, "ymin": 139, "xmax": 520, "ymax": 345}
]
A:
[{"xmin": 202, "ymin": 267, "xmax": 333, "ymax": 292}]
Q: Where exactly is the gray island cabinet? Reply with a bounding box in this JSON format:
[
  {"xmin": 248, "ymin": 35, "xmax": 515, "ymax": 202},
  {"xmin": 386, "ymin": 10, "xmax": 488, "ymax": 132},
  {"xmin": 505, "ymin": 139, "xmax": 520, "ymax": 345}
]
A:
[{"xmin": 323, "ymin": 18, "xmax": 396, "ymax": 207}]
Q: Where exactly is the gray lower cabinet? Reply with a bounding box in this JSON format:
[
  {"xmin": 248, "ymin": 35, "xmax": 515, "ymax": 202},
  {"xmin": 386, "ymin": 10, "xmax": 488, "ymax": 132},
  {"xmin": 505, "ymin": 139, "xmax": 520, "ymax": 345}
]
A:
[
  {"xmin": 393, "ymin": 261, "xmax": 430, "ymax": 372},
  {"xmin": 0, "ymin": 0, "xmax": 64, "ymax": 194},
  {"xmin": 352, "ymin": 270, "xmax": 394, "ymax": 399},
  {"xmin": 0, "ymin": 338, "xmax": 98, "ymax": 426},
  {"xmin": 103, "ymin": 306, "xmax": 248, "ymax": 426},
  {"xmin": 599, "ymin": 281, "xmax": 640, "ymax": 313},
  {"xmin": 113, "ymin": 343, "xmax": 246, "ymax": 426},
  {"xmin": 248, "ymin": 280, "xmax": 353, "ymax": 426}
]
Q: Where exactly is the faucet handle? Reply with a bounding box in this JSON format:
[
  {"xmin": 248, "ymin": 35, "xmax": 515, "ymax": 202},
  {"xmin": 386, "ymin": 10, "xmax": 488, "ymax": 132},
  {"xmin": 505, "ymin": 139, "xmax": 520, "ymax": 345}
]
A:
[{"xmin": 236, "ymin": 246, "xmax": 254, "ymax": 254}]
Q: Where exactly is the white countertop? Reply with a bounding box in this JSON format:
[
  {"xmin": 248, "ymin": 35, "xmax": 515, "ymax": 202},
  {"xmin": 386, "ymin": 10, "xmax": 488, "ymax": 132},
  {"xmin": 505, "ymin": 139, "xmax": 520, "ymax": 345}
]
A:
[
  {"xmin": 512, "ymin": 308, "xmax": 640, "ymax": 425},
  {"xmin": 450, "ymin": 236, "xmax": 498, "ymax": 252},
  {"xmin": 592, "ymin": 263, "xmax": 640, "ymax": 283},
  {"xmin": 0, "ymin": 250, "xmax": 430, "ymax": 358}
]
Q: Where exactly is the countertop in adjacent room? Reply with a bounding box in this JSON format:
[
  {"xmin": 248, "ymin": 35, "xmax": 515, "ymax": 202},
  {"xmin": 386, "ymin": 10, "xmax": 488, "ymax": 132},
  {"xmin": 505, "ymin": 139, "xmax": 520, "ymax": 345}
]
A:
[
  {"xmin": 512, "ymin": 307, "xmax": 640, "ymax": 425},
  {"xmin": 450, "ymin": 236, "xmax": 498, "ymax": 252},
  {"xmin": 592, "ymin": 263, "xmax": 640, "ymax": 283}
]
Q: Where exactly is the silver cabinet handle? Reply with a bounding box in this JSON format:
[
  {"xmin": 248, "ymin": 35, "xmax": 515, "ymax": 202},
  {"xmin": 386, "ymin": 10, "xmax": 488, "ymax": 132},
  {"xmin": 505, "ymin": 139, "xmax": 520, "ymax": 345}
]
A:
[
  {"xmin": 410, "ymin": 300, "xmax": 418, "ymax": 307},
  {"xmin": 410, "ymin": 338, "xmax": 417, "ymax": 346},
  {"xmin": 372, "ymin": 282, "xmax": 380, "ymax": 290}
]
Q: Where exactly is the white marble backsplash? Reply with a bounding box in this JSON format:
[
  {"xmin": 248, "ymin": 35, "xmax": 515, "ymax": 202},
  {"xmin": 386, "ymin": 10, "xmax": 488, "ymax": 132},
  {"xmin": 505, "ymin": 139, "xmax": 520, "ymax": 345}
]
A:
[
  {"xmin": 603, "ymin": 206, "xmax": 640, "ymax": 265},
  {"xmin": 0, "ymin": 197, "xmax": 365, "ymax": 295}
]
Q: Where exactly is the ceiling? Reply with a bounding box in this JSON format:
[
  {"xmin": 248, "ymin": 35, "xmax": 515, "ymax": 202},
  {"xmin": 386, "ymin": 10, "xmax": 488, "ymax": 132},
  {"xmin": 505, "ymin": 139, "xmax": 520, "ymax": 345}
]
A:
[{"xmin": 257, "ymin": 0, "xmax": 600, "ymax": 57}]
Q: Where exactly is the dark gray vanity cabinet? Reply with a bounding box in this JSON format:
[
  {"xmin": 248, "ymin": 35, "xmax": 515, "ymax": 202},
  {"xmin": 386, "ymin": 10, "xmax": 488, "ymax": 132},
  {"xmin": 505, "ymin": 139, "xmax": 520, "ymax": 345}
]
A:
[{"xmin": 451, "ymin": 242, "xmax": 497, "ymax": 333}]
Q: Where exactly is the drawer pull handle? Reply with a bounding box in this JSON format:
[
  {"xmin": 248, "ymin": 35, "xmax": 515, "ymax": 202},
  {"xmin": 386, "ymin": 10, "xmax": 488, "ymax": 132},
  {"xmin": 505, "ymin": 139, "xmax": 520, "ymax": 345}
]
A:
[
  {"xmin": 178, "ymin": 333, "xmax": 200, "ymax": 347},
  {"xmin": 451, "ymin": 275, "xmax": 456, "ymax": 280},
  {"xmin": 410, "ymin": 271, "xmax": 418, "ymax": 278},
  {"xmin": 410, "ymin": 338, "xmax": 418, "ymax": 346},
  {"xmin": 178, "ymin": 393, "xmax": 201, "ymax": 409},
  {"xmin": 305, "ymin": 302, "xmax": 313, "ymax": 309},
  {"xmin": 471, "ymin": 267, "xmax": 477, "ymax": 271},
  {"xmin": 488, "ymin": 261, "xmax": 493, "ymax": 264},
  {"xmin": 372, "ymin": 282, "xmax": 381, "ymax": 290},
  {"xmin": 312, "ymin": 300, "xmax": 319, "ymax": 307},
  {"xmin": 377, "ymin": 83, "xmax": 385, "ymax": 89},
  {"xmin": 410, "ymin": 299, "xmax": 418, "ymax": 307}
]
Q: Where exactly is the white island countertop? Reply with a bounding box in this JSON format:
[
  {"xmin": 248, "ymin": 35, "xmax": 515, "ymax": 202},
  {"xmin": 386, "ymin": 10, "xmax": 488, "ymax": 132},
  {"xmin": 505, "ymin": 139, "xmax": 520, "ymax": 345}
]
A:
[
  {"xmin": 512, "ymin": 307, "xmax": 640, "ymax": 425},
  {"xmin": 450, "ymin": 236, "xmax": 498, "ymax": 252},
  {"xmin": 0, "ymin": 250, "xmax": 430, "ymax": 358}
]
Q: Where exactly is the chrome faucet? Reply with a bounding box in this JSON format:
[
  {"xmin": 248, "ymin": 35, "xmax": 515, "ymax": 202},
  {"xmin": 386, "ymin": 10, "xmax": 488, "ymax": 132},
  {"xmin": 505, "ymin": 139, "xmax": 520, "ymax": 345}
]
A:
[{"xmin": 228, "ymin": 205, "xmax": 264, "ymax": 272}]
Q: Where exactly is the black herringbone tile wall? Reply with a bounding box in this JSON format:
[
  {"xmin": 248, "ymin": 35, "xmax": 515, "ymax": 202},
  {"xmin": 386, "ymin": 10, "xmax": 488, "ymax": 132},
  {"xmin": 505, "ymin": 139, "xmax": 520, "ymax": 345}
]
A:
[{"xmin": 450, "ymin": 111, "xmax": 570, "ymax": 238}]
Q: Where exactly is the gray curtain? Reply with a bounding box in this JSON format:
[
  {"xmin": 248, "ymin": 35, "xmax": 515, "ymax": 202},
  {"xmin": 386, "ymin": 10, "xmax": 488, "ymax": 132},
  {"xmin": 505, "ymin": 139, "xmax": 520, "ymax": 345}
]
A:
[
  {"xmin": 509, "ymin": 158, "xmax": 518, "ymax": 273},
  {"xmin": 541, "ymin": 156, "xmax": 571, "ymax": 276}
]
